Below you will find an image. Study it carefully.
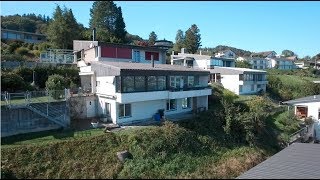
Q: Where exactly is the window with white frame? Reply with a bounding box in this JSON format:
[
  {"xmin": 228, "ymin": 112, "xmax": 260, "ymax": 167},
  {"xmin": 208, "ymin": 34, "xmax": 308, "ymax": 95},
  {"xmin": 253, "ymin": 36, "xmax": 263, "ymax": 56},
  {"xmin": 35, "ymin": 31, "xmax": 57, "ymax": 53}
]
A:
[
  {"xmin": 188, "ymin": 76, "xmax": 194, "ymax": 87},
  {"xmin": 166, "ymin": 99, "xmax": 176, "ymax": 111},
  {"xmin": 182, "ymin": 98, "xmax": 191, "ymax": 109},
  {"xmin": 119, "ymin": 103, "xmax": 131, "ymax": 118},
  {"xmin": 251, "ymin": 84, "xmax": 254, "ymax": 91}
]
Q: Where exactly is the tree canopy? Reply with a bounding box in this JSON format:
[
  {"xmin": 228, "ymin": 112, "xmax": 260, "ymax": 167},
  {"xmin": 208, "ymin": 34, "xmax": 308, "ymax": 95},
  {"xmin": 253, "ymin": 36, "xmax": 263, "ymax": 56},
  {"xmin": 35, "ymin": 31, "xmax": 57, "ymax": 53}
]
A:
[
  {"xmin": 173, "ymin": 29, "xmax": 185, "ymax": 52},
  {"xmin": 281, "ymin": 50, "xmax": 295, "ymax": 57},
  {"xmin": 47, "ymin": 5, "xmax": 83, "ymax": 49},
  {"xmin": 148, "ymin": 31, "xmax": 157, "ymax": 46},
  {"xmin": 184, "ymin": 24, "xmax": 201, "ymax": 54},
  {"xmin": 89, "ymin": 1, "xmax": 127, "ymax": 43}
]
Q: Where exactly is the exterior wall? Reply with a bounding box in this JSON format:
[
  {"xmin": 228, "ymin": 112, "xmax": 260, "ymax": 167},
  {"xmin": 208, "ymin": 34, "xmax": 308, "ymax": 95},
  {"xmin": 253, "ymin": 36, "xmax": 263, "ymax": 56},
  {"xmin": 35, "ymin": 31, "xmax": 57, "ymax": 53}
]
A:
[
  {"xmin": 86, "ymin": 97, "xmax": 97, "ymax": 118},
  {"xmin": 115, "ymin": 98, "xmax": 198, "ymax": 125},
  {"xmin": 194, "ymin": 59, "xmax": 208, "ymax": 69},
  {"xmin": 96, "ymin": 76, "xmax": 116, "ymax": 95},
  {"xmin": 97, "ymin": 96, "xmax": 117, "ymax": 124},
  {"xmin": 220, "ymin": 75, "xmax": 240, "ymax": 94},
  {"xmin": 84, "ymin": 48, "xmax": 97, "ymax": 63},
  {"xmin": 219, "ymin": 74, "xmax": 267, "ymax": 95},
  {"xmin": 197, "ymin": 96, "xmax": 208, "ymax": 109}
]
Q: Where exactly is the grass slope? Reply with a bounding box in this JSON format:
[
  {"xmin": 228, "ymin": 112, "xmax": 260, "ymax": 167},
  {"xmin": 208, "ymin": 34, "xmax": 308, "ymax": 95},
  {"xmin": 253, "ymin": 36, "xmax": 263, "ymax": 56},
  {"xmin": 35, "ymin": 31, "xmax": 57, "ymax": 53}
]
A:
[{"xmin": 1, "ymin": 122, "xmax": 270, "ymax": 179}]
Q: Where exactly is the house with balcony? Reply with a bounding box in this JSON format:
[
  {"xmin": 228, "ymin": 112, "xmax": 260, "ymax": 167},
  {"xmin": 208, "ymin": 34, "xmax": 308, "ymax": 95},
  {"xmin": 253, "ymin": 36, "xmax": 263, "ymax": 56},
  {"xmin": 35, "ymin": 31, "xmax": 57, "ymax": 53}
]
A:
[
  {"xmin": 283, "ymin": 95, "xmax": 320, "ymax": 141},
  {"xmin": 77, "ymin": 60, "xmax": 211, "ymax": 125},
  {"xmin": 208, "ymin": 67, "xmax": 267, "ymax": 95},
  {"xmin": 171, "ymin": 48, "xmax": 235, "ymax": 69},
  {"xmin": 170, "ymin": 49, "xmax": 267, "ymax": 95},
  {"xmin": 1, "ymin": 29, "xmax": 46, "ymax": 43},
  {"xmin": 248, "ymin": 51, "xmax": 297, "ymax": 70}
]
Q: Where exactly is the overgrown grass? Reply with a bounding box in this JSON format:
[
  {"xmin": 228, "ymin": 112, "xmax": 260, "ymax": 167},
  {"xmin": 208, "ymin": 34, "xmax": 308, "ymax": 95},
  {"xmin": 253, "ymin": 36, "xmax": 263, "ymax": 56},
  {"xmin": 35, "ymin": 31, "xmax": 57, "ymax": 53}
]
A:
[{"xmin": 1, "ymin": 122, "xmax": 272, "ymax": 179}]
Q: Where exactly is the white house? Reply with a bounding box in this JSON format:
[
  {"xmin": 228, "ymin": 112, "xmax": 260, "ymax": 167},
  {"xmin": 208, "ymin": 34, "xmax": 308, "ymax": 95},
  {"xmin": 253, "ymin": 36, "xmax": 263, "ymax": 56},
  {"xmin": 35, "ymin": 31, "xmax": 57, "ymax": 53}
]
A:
[
  {"xmin": 77, "ymin": 60, "xmax": 211, "ymax": 125},
  {"xmin": 283, "ymin": 95, "xmax": 320, "ymax": 140},
  {"xmin": 249, "ymin": 51, "xmax": 297, "ymax": 70},
  {"xmin": 170, "ymin": 49, "xmax": 267, "ymax": 95},
  {"xmin": 214, "ymin": 49, "xmax": 236, "ymax": 59},
  {"xmin": 171, "ymin": 49, "xmax": 235, "ymax": 69},
  {"xmin": 208, "ymin": 67, "xmax": 268, "ymax": 95}
]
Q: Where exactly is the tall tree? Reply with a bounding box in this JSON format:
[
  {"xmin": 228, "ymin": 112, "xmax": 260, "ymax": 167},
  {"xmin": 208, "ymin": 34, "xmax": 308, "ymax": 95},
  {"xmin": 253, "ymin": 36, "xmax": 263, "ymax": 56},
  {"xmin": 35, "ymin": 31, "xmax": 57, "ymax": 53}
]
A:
[
  {"xmin": 184, "ymin": 24, "xmax": 201, "ymax": 54},
  {"xmin": 47, "ymin": 5, "xmax": 82, "ymax": 49},
  {"xmin": 281, "ymin": 50, "xmax": 295, "ymax": 57},
  {"xmin": 148, "ymin": 31, "xmax": 157, "ymax": 46},
  {"xmin": 89, "ymin": 1, "xmax": 127, "ymax": 43},
  {"xmin": 173, "ymin": 29, "xmax": 185, "ymax": 52}
]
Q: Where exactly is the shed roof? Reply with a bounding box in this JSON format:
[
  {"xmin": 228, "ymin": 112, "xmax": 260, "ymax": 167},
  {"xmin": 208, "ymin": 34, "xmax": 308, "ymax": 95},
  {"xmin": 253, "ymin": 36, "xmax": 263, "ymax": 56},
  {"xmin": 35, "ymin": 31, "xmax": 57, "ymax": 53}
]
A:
[
  {"xmin": 237, "ymin": 143, "xmax": 320, "ymax": 179},
  {"xmin": 283, "ymin": 95, "xmax": 320, "ymax": 105}
]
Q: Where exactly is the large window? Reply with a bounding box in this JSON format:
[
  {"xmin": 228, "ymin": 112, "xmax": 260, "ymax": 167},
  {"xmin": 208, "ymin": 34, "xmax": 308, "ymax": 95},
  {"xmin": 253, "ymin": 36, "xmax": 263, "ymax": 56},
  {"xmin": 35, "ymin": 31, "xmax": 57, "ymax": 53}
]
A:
[
  {"xmin": 182, "ymin": 98, "xmax": 191, "ymax": 109},
  {"xmin": 188, "ymin": 76, "xmax": 194, "ymax": 87},
  {"xmin": 251, "ymin": 85, "xmax": 254, "ymax": 91},
  {"xmin": 122, "ymin": 76, "xmax": 134, "ymax": 92},
  {"xmin": 239, "ymin": 85, "xmax": 243, "ymax": 92},
  {"xmin": 170, "ymin": 76, "xmax": 182, "ymax": 89},
  {"xmin": 157, "ymin": 76, "xmax": 166, "ymax": 90},
  {"xmin": 166, "ymin": 99, "xmax": 176, "ymax": 111},
  {"xmin": 134, "ymin": 76, "xmax": 146, "ymax": 92},
  {"xmin": 119, "ymin": 104, "xmax": 131, "ymax": 118},
  {"xmin": 147, "ymin": 76, "xmax": 157, "ymax": 91}
]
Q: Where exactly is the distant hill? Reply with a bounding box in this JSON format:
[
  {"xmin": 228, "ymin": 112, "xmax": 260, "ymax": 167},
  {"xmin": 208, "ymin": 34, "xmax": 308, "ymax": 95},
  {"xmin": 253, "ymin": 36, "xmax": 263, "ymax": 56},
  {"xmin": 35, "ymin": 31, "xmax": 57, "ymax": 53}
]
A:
[
  {"xmin": 198, "ymin": 45, "xmax": 252, "ymax": 57},
  {"xmin": 1, "ymin": 13, "xmax": 50, "ymax": 34}
]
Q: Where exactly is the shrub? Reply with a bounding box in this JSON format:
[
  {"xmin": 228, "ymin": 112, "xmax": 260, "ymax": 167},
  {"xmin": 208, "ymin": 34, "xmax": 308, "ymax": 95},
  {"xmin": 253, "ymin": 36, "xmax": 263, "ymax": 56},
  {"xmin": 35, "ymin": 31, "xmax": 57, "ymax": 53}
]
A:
[
  {"xmin": 15, "ymin": 47, "xmax": 30, "ymax": 56},
  {"xmin": 46, "ymin": 74, "xmax": 67, "ymax": 99},
  {"xmin": 1, "ymin": 72, "xmax": 32, "ymax": 92}
]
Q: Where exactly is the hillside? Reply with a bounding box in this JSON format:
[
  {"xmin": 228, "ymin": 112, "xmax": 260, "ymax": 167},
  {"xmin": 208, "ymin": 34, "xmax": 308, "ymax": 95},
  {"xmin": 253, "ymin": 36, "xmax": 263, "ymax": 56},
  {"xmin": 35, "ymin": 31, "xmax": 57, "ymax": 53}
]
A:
[
  {"xmin": 1, "ymin": 122, "xmax": 270, "ymax": 179},
  {"xmin": 199, "ymin": 45, "xmax": 252, "ymax": 57}
]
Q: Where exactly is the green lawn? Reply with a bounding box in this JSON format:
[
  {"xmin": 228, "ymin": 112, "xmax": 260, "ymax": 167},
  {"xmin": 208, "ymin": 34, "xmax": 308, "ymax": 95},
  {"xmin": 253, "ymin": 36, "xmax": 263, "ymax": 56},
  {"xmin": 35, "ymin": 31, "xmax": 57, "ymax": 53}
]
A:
[
  {"xmin": 1, "ymin": 96, "xmax": 65, "ymax": 106},
  {"xmin": 1, "ymin": 128, "xmax": 105, "ymax": 148}
]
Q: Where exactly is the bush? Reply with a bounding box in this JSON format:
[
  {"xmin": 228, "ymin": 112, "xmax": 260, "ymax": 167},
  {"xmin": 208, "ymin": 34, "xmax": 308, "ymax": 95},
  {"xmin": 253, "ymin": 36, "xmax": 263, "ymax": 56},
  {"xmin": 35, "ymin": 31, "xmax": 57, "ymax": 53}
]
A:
[
  {"xmin": 46, "ymin": 74, "xmax": 67, "ymax": 99},
  {"xmin": 1, "ymin": 72, "xmax": 33, "ymax": 92},
  {"xmin": 15, "ymin": 47, "xmax": 30, "ymax": 56},
  {"xmin": 1, "ymin": 54, "xmax": 26, "ymax": 61}
]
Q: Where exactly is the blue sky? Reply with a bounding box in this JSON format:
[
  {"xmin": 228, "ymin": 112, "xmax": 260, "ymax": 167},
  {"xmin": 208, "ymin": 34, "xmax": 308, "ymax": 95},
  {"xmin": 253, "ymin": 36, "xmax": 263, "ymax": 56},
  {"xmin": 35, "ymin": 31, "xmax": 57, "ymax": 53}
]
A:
[{"xmin": 1, "ymin": 1, "xmax": 320, "ymax": 57}]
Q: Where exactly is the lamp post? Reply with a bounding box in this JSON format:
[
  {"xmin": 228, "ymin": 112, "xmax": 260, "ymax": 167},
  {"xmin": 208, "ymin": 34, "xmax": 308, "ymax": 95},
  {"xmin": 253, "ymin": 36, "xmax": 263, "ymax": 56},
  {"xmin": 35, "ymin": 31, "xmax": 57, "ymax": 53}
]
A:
[{"xmin": 31, "ymin": 70, "xmax": 35, "ymax": 87}]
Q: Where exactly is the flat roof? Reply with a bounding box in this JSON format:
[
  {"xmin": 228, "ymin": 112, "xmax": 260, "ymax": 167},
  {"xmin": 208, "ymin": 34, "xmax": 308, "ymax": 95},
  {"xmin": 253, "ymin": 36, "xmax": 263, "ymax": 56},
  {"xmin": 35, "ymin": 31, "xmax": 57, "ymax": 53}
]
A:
[
  {"xmin": 92, "ymin": 61, "xmax": 209, "ymax": 73},
  {"xmin": 283, "ymin": 95, "xmax": 320, "ymax": 105},
  {"xmin": 210, "ymin": 67, "xmax": 266, "ymax": 75},
  {"xmin": 237, "ymin": 143, "xmax": 320, "ymax": 179}
]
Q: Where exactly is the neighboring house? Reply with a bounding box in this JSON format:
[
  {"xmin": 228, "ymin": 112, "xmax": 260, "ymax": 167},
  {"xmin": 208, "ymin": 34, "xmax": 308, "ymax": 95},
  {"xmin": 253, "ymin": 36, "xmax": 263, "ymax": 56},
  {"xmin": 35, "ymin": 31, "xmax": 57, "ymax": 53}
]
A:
[
  {"xmin": 283, "ymin": 95, "xmax": 320, "ymax": 140},
  {"xmin": 1, "ymin": 28, "xmax": 46, "ymax": 43},
  {"xmin": 294, "ymin": 61, "xmax": 308, "ymax": 69},
  {"xmin": 77, "ymin": 60, "xmax": 211, "ymax": 125},
  {"xmin": 249, "ymin": 51, "xmax": 297, "ymax": 70},
  {"xmin": 237, "ymin": 143, "xmax": 320, "ymax": 179},
  {"xmin": 208, "ymin": 67, "xmax": 267, "ymax": 95},
  {"xmin": 171, "ymin": 49, "xmax": 266, "ymax": 95},
  {"xmin": 251, "ymin": 51, "xmax": 277, "ymax": 58},
  {"xmin": 171, "ymin": 48, "xmax": 235, "ymax": 69},
  {"xmin": 74, "ymin": 41, "xmax": 168, "ymax": 65},
  {"xmin": 214, "ymin": 49, "xmax": 236, "ymax": 58},
  {"xmin": 309, "ymin": 61, "xmax": 320, "ymax": 69}
]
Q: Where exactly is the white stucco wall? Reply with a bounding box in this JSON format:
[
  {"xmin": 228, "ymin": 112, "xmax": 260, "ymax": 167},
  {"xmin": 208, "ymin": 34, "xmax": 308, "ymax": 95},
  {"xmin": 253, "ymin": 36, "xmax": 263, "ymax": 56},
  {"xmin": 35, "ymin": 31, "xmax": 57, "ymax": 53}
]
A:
[
  {"xmin": 96, "ymin": 76, "xmax": 116, "ymax": 95},
  {"xmin": 220, "ymin": 75, "xmax": 240, "ymax": 94}
]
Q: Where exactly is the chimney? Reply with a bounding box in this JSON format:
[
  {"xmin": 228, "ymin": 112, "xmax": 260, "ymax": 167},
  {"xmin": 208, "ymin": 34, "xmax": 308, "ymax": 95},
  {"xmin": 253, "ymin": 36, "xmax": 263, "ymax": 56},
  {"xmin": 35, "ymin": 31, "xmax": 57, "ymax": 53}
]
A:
[
  {"xmin": 181, "ymin": 48, "xmax": 185, "ymax": 54},
  {"xmin": 92, "ymin": 27, "xmax": 96, "ymax": 41},
  {"xmin": 172, "ymin": 51, "xmax": 175, "ymax": 55},
  {"xmin": 314, "ymin": 95, "xmax": 316, "ymax": 99},
  {"xmin": 200, "ymin": 50, "xmax": 202, "ymax": 55},
  {"xmin": 151, "ymin": 55, "xmax": 154, "ymax": 67}
]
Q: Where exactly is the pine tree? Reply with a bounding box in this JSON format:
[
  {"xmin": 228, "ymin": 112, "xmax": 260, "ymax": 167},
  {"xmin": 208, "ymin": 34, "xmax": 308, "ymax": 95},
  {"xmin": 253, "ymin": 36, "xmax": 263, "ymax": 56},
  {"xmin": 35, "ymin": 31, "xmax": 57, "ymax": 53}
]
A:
[
  {"xmin": 89, "ymin": 1, "xmax": 127, "ymax": 43},
  {"xmin": 173, "ymin": 29, "xmax": 185, "ymax": 52},
  {"xmin": 148, "ymin": 31, "xmax": 157, "ymax": 46},
  {"xmin": 184, "ymin": 24, "xmax": 201, "ymax": 54}
]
